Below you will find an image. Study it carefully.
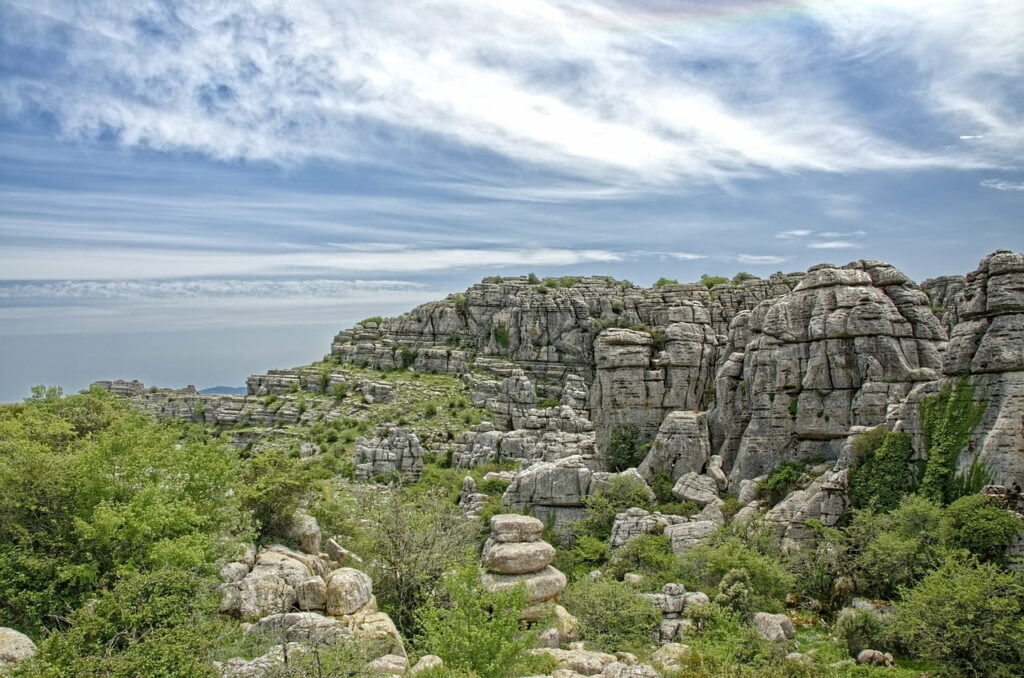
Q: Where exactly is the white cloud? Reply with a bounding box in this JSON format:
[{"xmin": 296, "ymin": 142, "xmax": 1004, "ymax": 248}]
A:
[
  {"xmin": 2, "ymin": 0, "xmax": 1017, "ymax": 189},
  {"xmin": 808, "ymin": 240, "xmax": 861, "ymax": 250},
  {"xmin": 776, "ymin": 229, "xmax": 814, "ymax": 239},
  {"xmin": 667, "ymin": 252, "xmax": 707, "ymax": 261},
  {"xmin": 0, "ymin": 245, "xmax": 621, "ymax": 280},
  {"xmin": 0, "ymin": 279, "xmax": 423, "ymax": 299},
  {"xmin": 818, "ymin": 230, "xmax": 867, "ymax": 238},
  {"xmin": 736, "ymin": 254, "xmax": 787, "ymax": 265},
  {"xmin": 980, "ymin": 179, "xmax": 1024, "ymax": 192}
]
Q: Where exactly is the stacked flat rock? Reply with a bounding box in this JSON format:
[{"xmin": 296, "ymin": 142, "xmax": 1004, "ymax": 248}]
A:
[
  {"xmin": 354, "ymin": 424, "xmax": 424, "ymax": 481},
  {"xmin": 642, "ymin": 583, "xmax": 711, "ymax": 643},
  {"xmin": 481, "ymin": 515, "xmax": 566, "ymax": 621}
]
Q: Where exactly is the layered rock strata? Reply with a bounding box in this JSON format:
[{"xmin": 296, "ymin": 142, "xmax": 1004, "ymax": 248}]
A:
[
  {"xmin": 354, "ymin": 424, "xmax": 424, "ymax": 481},
  {"xmin": 480, "ymin": 515, "xmax": 567, "ymax": 621}
]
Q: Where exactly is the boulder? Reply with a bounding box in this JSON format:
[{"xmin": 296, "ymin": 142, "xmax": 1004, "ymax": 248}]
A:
[
  {"xmin": 489, "ymin": 514, "xmax": 544, "ymax": 543},
  {"xmin": 482, "ymin": 539, "xmax": 556, "ymax": 575},
  {"xmin": 0, "ymin": 628, "xmax": 36, "ymax": 668},
  {"xmin": 481, "ymin": 566, "xmax": 567, "ymax": 605},
  {"xmin": 665, "ymin": 521, "xmax": 718, "ymax": 555},
  {"xmin": 325, "ymin": 568, "xmax": 374, "ymax": 616},
  {"xmin": 672, "ymin": 473, "xmax": 720, "ymax": 506},
  {"xmin": 753, "ymin": 612, "xmax": 795, "ymax": 642},
  {"xmin": 409, "ymin": 655, "xmax": 444, "ymax": 675}
]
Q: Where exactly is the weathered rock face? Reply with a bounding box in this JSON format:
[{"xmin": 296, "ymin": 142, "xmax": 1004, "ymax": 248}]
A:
[
  {"xmin": 354, "ymin": 425, "xmax": 424, "ymax": 481},
  {"xmin": 642, "ymin": 583, "xmax": 711, "ymax": 643},
  {"xmin": 609, "ymin": 508, "xmax": 687, "ymax": 549},
  {"xmin": 638, "ymin": 411, "xmax": 711, "ymax": 483},
  {"xmin": 664, "ymin": 521, "xmax": 719, "ymax": 555},
  {"xmin": 763, "ymin": 468, "xmax": 849, "ymax": 550},
  {"xmin": 217, "ymin": 545, "xmax": 404, "ymax": 678},
  {"xmin": 892, "ymin": 251, "xmax": 1024, "ymax": 486},
  {"xmin": 501, "ymin": 457, "xmax": 655, "ymax": 535},
  {"xmin": 753, "ymin": 612, "xmax": 796, "ymax": 642},
  {"xmin": 590, "ymin": 303, "xmax": 719, "ymax": 451},
  {"xmin": 711, "ymin": 260, "xmax": 946, "ymax": 484}
]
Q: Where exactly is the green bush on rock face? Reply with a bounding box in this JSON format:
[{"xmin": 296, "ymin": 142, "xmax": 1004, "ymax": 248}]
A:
[
  {"xmin": 574, "ymin": 474, "xmax": 654, "ymax": 541},
  {"xmin": 415, "ymin": 565, "xmax": 539, "ymax": 678},
  {"xmin": 605, "ymin": 423, "xmax": 647, "ymax": 472},
  {"xmin": 849, "ymin": 428, "xmax": 918, "ymax": 512},
  {"xmin": 919, "ymin": 379, "xmax": 987, "ymax": 505}
]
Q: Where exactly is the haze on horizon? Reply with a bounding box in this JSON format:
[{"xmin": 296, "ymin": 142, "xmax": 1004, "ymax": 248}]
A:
[{"xmin": 1, "ymin": 0, "xmax": 1022, "ymax": 402}]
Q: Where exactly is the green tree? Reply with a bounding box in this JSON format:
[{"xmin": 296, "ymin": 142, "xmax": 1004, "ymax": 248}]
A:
[
  {"xmin": 574, "ymin": 474, "xmax": 654, "ymax": 541},
  {"xmin": 891, "ymin": 554, "xmax": 1024, "ymax": 677},
  {"xmin": 605, "ymin": 424, "xmax": 645, "ymax": 472},
  {"xmin": 940, "ymin": 494, "xmax": 1023, "ymax": 564}
]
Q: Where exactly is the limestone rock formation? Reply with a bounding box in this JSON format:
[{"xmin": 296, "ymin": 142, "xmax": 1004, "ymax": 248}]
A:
[
  {"xmin": 752, "ymin": 612, "xmax": 796, "ymax": 642},
  {"xmin": 609, "ymin": 508, "xmax": 687, "ymax": 549},
  {"xmin": 480, "ymin": 515, "xmax": 567, "ymax": 621},
  {"xmin": 892, "ymin": 251, "xmax": 1024, "ymax": 486},
  {"xmin": 217, "ymin": 546, "xmax": 404, "ymax": 678},
  {"xmin": 637, "ymin": 411, "xmax": 711, "ymax": 482},
  {"xmin": 711, "ymin": 260, "xmax": 946, "ymax": 484},
  {"xmin": 642, "ymin": 583, "xmax": 711, "ymax": 643},
  {"xmin": 354, "ymin": 424, "xmax": 424, "ymax": 481},
  {"xmin": 664, "ymin": 521, "xmax": 718, "ymax": 555}
]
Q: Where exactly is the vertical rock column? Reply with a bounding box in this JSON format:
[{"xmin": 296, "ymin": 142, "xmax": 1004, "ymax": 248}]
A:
[{"xmin": 480, "ymin": 515, "xmax": 567, "ymax": 621}]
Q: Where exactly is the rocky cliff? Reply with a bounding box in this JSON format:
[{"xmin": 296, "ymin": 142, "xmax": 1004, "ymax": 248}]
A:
[{"xmin": 94, "ymin": 252, "xmax": 1024, "ymax": 514}]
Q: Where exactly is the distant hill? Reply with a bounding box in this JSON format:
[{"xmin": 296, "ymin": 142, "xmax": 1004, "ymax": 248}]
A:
[{"xmin": 198, "ymin": 386, "xmax": 247, "ymax": 395}]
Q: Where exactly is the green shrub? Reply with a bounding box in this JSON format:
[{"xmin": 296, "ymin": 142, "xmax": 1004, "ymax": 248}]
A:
[
  {"xmin": 833, "ymin": 607, "xmax": 884, "ymax": 657},
  {"xmin": 606, "ymin": 534, "xmax": 682, "ymax": 585},
  {"xmin": 713, "ymin": 568, "xmax": 754, "ymax": 621},
  {"xmin": 574, "ymin": 475, "xmax": 654, "ymax": 541},
  {"xmin": 757, "ymin": 461, "xmax": 806, "ymax": 504},
  {"xmin": 605, "ymin": 423, "xmax": 646, "ymax": 472},
  {"xmin": 398, "ymin": 345, "xmax": 418, "ymax": 369},
  {"xmin": 682, "ymin": 528, "xmax": 793, "ymax": 611},
  {"xmin": 891, "ymin": 554, "xmax": 1024, "ymax": 677},
  {"xmin": 22, "ymin": 568, "xmax": 229, "ymax": 678},
  {"xmin": 919, "ymin": 379, "xmax": 987, "ymax": 504},
  {"xmin": 699, "ymin": 274, "xmax": 729, "ymax": 289},
  {"xmin": 563, "ymin": 578, "xmax": 661, "ymax": 653},
  {"xmin": 732, "ymin": 272, "xmax": 756, "ymax": 284},
  {"xmin": 940, "ymin": 494, "xmax": 1023, "ymax": 564},
  {"xmin": 493, "ymin": 324, "xmax": 511, "ymax": 349},
  {"xmin": 361, "ymin": 316, "xmax": 383, "ymax": 325},
  {"xmin": 557, "ymin": 535, "xmax": 611, "ymax": 581},
  {"xmin": 415, "ymin": 564, "xmax": 536, "ymax": 678},
  {"xmin": 653, "ymin": 277, "xmax": 678, "ymax": 288},
  {"xmin": 527, "ymin": 272, "xmax": 539, "ymax": 284},
  {"xmin": 849, "ymin": 428, "xmax": 918, "ymax": 511},
  {"xmin": 238, "ymin": 448, "xmax": 316, "ymax": 542}
]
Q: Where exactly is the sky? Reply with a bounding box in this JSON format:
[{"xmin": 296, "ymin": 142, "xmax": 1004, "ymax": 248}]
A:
[{"xmin": 1, "ymin": 0, "xmax": 1022, "ymax": 402}]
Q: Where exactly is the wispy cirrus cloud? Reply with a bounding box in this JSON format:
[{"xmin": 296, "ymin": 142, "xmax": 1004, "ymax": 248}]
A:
[
  {"xmin": 2, "ymin": 0, "xmax": 1018, "ymax": 191},
  {"xmin": 736, "ymin": 254, "xmax": 787, "ymax": 265},
  {"xmin": 980, "ymin": 179, "xmax": 1024, "ymax": 192},
  {"xmin": 808, "ymin": 240, "xmax": 861, "ymax": 250}
]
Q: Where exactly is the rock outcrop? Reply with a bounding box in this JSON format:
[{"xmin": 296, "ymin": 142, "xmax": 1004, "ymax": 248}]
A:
[
  {"xmin": 642, "ymin": 583, "xmax": 710, "ymax": 643},
  {"xmin": 480, "ymin": 515, "xmax": 568, "ymax": 622},
  {"xmin": 354, "ymin": 424, "xmax": 424, "ymax": 481},
  {"xmin": 892, "ymin": 251, "xmax": 1024, "ymax": 486},
  {"xmin": 217, "ymin": 545, "xmax": 403, "ymax": 678},
  {"xmin": 711, "ymin": 260, "xmax": 946, "ymax": 484}
]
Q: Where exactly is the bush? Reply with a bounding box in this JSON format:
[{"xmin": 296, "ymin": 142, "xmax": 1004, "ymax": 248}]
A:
[
  {"xmin": 833, "ymin": 607, "xmax": 884, "ymax": 657},
  {"xmin": 713, "ymin": 568, "xmax": 754, "ymax": 621},
  {"xmin": 415, "ymin": 564, "xmax": 537, "ymax": 678},
  {"xmin": 606, "ymin": 534, "xmax": 682, "ymax": 585},
  {"xmin": 732, "ymin": 272, "xmax": 756, "ymax": 284},
  {"xmin": 653, "ymin": 277, "xmax": 678, "ymax": 288},
  {"xmin": 682, "ymin": 527, "xmax": 793, "ymax": 611},
  {"xmin": 22, "ymin": 568, "xmax": 229, "ymax": 678},
  {"xmin": 699, "ymin": 274, "xmax": 729, "ymax": 289},
  {"xmin": 574, "ymin": 475, "xmax": 654, "ymax": 541},
  {"xmin": 563, "ymin": 578, "xmax": 661, "ymax": 653},
  {"xmin": 891, "ymin": 554, "xmax": 1024, "ymax": 677},
  {"xmin": 849, "ymin": 428, "xmax": 918, "ymax": 511},
  {"xmin": 940, "ymin": 494, "xmax": 1023, "ymax": 564},
  {"xmin": 238, "ymin": 448, "xmax": 316, "ymax": 542},
  {"xmin": 606, "ymin": 424, "xmax": 646, "ymax": 472},
  {"xmin": 757, "ymin": 462, "xmax": 805, "ymax": 505},
  {"xmin": 493, "ymin": 324, "xmax": 511, "ymax": 349}
]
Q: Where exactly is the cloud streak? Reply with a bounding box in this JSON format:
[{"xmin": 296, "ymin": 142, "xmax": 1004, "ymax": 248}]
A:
[{"xmin": 2, "ymin": 0, "xmax": 1019, "ymax": 189}]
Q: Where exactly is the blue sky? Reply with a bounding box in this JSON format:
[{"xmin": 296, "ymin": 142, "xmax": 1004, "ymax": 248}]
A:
[{"xmin": 1, "ymin": 0, "xmax": 1022, "ymax": 401}]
